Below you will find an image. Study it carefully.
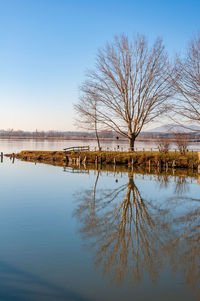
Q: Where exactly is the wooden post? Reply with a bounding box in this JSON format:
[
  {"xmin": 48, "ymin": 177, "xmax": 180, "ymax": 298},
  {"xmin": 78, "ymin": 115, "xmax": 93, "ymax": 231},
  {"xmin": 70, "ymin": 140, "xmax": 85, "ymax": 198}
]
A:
[
  {"xmin": 114, "ymin": 158, "xmax": 116, "ymax": 165},
  {"xmin": 157, "ymin": 160, "xmax": 161, "ymax": 172},
  {"xmin": 76, "ymin": 157, "xmax": 81, "ymax": 166},
  {"xmin": 95, "ymin": 156, "xmax": 98, "ymax": 168},
  {"xmin": 1, "ymin": 152, "xmax": 3, "ymax": 163},
  {"xmin": 83, "ymin": 156, "xmax": 87, "ymax": 166},
  {"xmin": 148, "ymin": 160, "xmax": 151, "ymax": 172}
]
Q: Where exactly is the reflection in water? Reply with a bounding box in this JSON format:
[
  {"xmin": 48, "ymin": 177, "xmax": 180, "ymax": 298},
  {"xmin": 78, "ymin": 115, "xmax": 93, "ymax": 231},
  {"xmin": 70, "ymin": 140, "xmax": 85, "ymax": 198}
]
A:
[
  {"xmin": 156, "ymin": 174, "xmax": 189, "ymax": 195},
  {"xmin": 166, "ymin": 196, "xmax": 200, "ymax": 297},
  {"xmin": 174, "ymin": 176, "xmax": 189, "ymax": 194},
  {"xmin": 75, "ymin": 172, "xmax": 200, "ymax": 296},
  {"xmin": 76, "ymin": 172, "xmax": 170, "ymax": 285}
]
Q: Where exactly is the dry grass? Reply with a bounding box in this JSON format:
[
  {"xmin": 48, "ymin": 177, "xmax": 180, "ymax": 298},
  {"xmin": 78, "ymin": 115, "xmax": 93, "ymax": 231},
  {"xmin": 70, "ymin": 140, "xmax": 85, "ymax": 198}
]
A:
[{"xmin": 6, "ymin": 150, "xmax": 199, "ymax": 170}]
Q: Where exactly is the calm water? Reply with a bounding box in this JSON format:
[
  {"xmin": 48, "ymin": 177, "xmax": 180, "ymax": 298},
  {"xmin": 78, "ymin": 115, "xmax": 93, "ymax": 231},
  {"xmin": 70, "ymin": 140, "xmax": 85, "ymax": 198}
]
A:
[
  {"xmin": 0, "ymin": 142, "xmax": 199, "ymax": 300},
  {"xmin": 0, "ymin": 138, "xmax": 200, "ymax": 153}
]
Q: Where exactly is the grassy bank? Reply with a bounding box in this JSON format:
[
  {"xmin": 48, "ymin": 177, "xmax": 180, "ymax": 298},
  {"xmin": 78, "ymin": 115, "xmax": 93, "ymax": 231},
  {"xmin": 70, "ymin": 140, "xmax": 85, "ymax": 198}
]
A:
[{"xmin": 6, "ymin": 150, "xmax": 200, "ymax": 170}]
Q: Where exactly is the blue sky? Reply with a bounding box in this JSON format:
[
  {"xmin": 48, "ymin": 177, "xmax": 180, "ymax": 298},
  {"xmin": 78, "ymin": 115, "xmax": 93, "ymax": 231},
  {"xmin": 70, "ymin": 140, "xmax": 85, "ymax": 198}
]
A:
[{"xmin": 0, "ymin": 0, "xmax": 199, "ymax": 131}]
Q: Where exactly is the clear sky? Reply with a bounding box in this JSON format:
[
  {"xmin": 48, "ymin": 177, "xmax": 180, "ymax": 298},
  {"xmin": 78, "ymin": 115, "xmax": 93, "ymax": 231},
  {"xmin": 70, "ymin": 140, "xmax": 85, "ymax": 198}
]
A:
[{"xmin": 0, "ymin": 0, "xmax": 200, "ymax": 131}]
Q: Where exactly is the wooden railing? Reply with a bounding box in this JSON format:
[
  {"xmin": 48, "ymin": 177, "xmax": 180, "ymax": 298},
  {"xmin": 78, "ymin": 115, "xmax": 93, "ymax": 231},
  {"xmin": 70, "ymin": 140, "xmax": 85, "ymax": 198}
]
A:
[
  {"xmin": 63, "ymin": 146, "xmax": 90, "ymax": 152},
  {"xmin": 63, "ymin": 167, "xmax": 89, "ymax": 174}
]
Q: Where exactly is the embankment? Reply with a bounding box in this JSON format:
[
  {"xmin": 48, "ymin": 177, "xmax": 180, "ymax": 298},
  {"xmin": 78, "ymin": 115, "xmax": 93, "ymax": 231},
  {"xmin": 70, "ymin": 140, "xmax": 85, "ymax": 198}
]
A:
[{"xmin": 5, "ymin": 150, "xmax": 200, "ymax": 170}]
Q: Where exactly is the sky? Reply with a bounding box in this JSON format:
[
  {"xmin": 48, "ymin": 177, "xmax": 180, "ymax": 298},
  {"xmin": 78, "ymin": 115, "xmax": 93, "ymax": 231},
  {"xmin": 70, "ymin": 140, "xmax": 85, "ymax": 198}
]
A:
[{"xmin": 0, "ymin": 0, "xmax": 200, "ymax": 131}]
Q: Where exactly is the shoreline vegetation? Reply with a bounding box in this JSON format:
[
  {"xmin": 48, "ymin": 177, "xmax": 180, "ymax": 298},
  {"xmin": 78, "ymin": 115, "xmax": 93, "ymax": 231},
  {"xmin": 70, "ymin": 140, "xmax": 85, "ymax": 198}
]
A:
[
  {"xmin": 6, "ymin": 150, "xmax": 200, "ymax": 171},
  {"xmin": 1, "ymin": 136, "xmax": 199, "ymax": 143},
  {"xmin": 0, "ymin": 136, "xmax": 174, "ymax": 142}
]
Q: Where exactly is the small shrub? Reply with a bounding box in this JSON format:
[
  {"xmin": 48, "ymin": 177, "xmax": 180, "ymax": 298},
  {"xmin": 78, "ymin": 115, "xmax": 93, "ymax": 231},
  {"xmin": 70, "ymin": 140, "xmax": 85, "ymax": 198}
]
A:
[
  {"xmin": 173, "ymin": 133, "xmax": 190, "ymax": 154},
  {"xmin": 157, "ymin": 137, "xmax": 171, "ymax": 154}
]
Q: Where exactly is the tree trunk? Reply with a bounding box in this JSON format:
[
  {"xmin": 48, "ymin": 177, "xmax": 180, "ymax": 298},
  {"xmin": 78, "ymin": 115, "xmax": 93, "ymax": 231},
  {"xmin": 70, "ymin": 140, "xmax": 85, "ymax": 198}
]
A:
[
  {"xmin": 94, "ymin": 119, "xmax": 101, "ymax": 151},
  {"xmin": 92, "ymin": 171, "xmax": 100, "ymax": 222},
  {"xmin": 129, "ymin": 134, "xmax": 135, "ymax": 152}
]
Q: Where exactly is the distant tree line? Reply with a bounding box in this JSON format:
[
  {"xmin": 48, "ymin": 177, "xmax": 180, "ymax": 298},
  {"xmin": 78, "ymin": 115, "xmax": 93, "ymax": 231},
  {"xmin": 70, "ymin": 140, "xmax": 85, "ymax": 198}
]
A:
[
  {"xmin": 0, "ymin": 129, "xmax": 116, "ymax": 138},
  {"xmin": 0, "ymin": 129, "xmax": 199, "ymax": 141}
]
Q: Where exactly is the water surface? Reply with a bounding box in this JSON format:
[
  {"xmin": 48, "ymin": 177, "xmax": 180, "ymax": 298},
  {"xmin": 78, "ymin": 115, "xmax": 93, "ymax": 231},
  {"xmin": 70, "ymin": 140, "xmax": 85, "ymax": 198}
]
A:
[
  {"xmin": 0, "ymin": 155, "xmax": 199, "ymax": 300},
  {"xmin": 0, "ymin": 138, "xmax": 200, "ymax": 153}
]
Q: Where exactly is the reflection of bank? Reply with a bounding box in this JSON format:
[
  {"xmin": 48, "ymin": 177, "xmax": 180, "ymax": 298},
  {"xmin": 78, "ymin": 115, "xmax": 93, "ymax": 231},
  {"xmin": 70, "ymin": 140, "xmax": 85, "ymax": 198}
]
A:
[
  {"xmin": 75, "ymin": 170, "xmax": 200, "ymax": 294},
  {"xmin": 198, "ymin": 176, "xmax": 200, "ymax": 184}
]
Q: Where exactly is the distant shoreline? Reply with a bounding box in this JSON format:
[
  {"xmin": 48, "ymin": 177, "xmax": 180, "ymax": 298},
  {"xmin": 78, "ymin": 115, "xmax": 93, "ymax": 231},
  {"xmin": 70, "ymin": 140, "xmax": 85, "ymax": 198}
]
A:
[
  {"xmin": 0, "ymin": 136, "xmax": 120, "ymax": 141},
  {"xmin": 0, "ymin": 136, "xmax": 200, "ymax": 143}
]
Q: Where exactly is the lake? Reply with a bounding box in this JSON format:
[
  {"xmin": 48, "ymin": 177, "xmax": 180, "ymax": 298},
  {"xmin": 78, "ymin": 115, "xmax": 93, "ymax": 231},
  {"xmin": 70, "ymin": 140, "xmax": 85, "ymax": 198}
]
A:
[
  {"xmin": 0, "ymin": 138, "xmax": 200, "ymax": 154},
  {"xmin": 0, "ymin": 141, "xmax": 199, "ymax": 300},
  {"xmin": 1, "ymin": 138, "xmax": 153, "ymax": 153}
]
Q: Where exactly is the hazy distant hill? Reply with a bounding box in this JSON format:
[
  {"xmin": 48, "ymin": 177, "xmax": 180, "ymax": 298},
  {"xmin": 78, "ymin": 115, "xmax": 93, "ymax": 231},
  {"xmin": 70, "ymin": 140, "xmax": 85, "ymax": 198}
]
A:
[{"xmin": 146, "ymin": 124, "xmax": 200, "ymax": 133}]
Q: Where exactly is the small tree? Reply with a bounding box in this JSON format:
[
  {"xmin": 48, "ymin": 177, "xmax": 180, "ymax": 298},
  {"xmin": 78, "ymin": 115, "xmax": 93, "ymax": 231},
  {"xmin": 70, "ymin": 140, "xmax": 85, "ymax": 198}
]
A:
[
  {"xmin": 75, "ymin": 34, "xmax": 173, "ymax": 151},
  {"xmin": 7, "ymin": 128, "xmax": 13, "ymax": 139},
  {"xmin": 173, "ymin": 133, "xmax": 190, "ymax": 154},
  {"xmin": 157, "ymin": 136, "xmax": 171, "ymax": 154},
  {"xmin": 75, "ymin": 95, "xmax": 101, "ymax": 150}
]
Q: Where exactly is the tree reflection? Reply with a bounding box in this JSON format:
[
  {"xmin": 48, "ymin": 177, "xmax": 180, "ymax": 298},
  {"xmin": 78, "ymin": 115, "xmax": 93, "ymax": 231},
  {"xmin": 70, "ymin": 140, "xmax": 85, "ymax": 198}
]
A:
[
  {"xmin": 156, "ymin": 173, "xmax": 189, "ymax": 195},
  {"xmin": 165, "ymin": 196, "xmax": 200, "ymax": 296},
  {"xmin": 75, "ymin": 171, "xmax": 200, "ymax": 294},
  {"xmin": 75, "ymin": 172, "xmax": 170, "ymax": 286},
  {"xmin": 174, "ymin": 176, "xmax": 189, "ymax": 195}
]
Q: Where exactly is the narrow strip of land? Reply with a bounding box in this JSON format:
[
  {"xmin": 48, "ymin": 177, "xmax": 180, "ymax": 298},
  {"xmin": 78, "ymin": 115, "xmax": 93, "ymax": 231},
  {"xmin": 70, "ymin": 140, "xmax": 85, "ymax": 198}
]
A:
[{"xmin": 5, "ymin": 150, "xmax": 200, "ymax": 170}]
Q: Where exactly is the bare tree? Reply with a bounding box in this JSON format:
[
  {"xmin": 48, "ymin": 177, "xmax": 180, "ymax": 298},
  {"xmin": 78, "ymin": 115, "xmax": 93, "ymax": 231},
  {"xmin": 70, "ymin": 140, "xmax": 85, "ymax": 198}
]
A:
[
  {"xmin": 75, "ymin": 34, "xmax": 172, "ymax": 151},
  {"xmin": 173, "ymin": 133, "xmax": 190, "ymax": 154},
  {"xmin": 74, "ymin": 95, "xmax": 101, "ymax": 150},
  {"xmin": 157, "ymin": 136, "xmax": 171, "ymax": 154},
  {"xmin": 7, "ymin": 128, "xmax": 13, "ymax": 139},
  {"xmin": 173, "ymin": 34, "xmax": 200, "ymax": 124}
]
